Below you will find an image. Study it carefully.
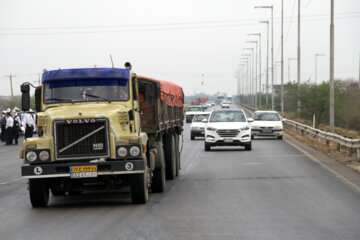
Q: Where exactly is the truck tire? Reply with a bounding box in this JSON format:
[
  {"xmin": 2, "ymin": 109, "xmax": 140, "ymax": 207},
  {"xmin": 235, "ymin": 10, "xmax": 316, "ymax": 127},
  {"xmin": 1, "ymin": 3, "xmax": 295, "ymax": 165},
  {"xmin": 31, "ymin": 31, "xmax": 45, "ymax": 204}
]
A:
[
  {"xmin": 130, "ymin": 171, "xmax": 149, "ymax": 204},
  {"xmin": 204, "ymin": 142, "xmax": 211, "ymax": 151},
  {"xmin": 29, "ymin": 179, "xmax": 49, "ymax": 208},
  {"xmin": 151, "ymin": 144, "xmax": 166, "ymax": 193},
  {"xmin": 244, "ymin": 142, "xmax": 252, "ymax": 151},
  {"xmin": 164, "ymin": 134, "xmax": 176, "ymax": 180}
]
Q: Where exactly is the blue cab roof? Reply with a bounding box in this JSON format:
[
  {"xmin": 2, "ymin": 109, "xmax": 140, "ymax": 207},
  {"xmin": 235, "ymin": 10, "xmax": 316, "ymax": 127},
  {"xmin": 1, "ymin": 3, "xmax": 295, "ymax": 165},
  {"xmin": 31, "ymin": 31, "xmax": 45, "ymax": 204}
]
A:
[{"xmin": 42, "ymin": 68, "xmax": 130, "ymax": 83}]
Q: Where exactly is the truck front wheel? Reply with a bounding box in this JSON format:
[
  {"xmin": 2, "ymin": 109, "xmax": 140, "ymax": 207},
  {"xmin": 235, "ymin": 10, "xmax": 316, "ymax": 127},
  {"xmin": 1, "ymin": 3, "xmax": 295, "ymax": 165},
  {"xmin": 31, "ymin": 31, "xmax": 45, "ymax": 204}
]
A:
[
  {"xmin": 130, "ymin": 171, "xmax": 149, "ymax": 204},
  {"xmin": 29, "ymin": 179, "xmax": 49, "ymax": 208}
]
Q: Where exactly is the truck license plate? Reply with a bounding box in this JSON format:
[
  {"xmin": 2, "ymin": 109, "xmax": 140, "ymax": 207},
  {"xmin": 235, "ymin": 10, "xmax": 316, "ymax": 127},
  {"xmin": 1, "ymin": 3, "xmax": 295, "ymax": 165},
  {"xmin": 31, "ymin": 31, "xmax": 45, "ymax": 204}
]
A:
[{"xmin": 70, "ymin": 165, "xmax": 98, "ymax": 178}]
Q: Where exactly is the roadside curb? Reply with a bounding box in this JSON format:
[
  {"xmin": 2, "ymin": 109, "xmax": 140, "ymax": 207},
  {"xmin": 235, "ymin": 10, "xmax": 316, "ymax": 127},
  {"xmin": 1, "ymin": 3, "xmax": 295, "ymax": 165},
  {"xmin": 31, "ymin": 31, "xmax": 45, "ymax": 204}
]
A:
[{"xmin": 284, "ymin": 133, "xmax": 360, "ymax": 194}]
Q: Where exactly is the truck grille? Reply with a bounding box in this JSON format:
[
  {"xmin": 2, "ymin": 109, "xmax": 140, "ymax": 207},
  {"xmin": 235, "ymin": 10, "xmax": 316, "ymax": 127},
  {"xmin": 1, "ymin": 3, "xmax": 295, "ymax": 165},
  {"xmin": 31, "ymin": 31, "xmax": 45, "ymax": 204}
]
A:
[
  {"xmin": 217, "ymin": 129, "xmax": 240, "ymax": 138},
  {"xmin": 54, "ymin": 119, "xmax": 109, "ymax": 160}
]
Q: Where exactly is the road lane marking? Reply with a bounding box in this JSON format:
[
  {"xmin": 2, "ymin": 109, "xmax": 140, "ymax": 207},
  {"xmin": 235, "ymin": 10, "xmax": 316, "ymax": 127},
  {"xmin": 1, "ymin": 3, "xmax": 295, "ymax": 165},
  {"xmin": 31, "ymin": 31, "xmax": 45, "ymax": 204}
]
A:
[
  {"xmin": 285, "ymin": 138, "xmax": 360, "ymax": 194},
  {"xmin": 0, "ymin": 177, "xmax": 22, "ymax": 185}
]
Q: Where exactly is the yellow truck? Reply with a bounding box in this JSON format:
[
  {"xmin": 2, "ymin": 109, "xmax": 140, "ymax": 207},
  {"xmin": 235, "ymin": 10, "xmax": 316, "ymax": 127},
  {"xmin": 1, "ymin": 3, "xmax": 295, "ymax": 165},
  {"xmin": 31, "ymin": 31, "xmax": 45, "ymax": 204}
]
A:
[{"xmin": 20, "ymin": 64, "xmax": 184, "ymax": 207}]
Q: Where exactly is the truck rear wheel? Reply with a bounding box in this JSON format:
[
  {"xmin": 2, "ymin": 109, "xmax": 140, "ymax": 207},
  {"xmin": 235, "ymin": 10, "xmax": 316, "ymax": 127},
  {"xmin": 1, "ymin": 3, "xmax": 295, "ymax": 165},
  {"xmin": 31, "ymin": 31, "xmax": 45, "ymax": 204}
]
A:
[
  {"xmin": 151, "ymin": 144, "xmax": 166, "ymax": 193},
  {"xmin": 130, "ymin": 171, "xmax": 149, "ymax": 204},
  {"xmin": 29, "ymin": 179, "xmax": 49, "ymax": 208},
  {"xmin": 164, "ymin": 134, "xmax": 176, "ymax": 180}
]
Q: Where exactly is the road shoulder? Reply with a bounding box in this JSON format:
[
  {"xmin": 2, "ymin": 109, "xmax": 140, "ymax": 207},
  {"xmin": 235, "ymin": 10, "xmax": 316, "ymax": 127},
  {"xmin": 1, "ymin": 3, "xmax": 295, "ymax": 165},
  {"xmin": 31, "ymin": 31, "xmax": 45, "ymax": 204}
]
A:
[{"xmin": 285, "ymin": 133, "xmax": 360, "ymax": 193}]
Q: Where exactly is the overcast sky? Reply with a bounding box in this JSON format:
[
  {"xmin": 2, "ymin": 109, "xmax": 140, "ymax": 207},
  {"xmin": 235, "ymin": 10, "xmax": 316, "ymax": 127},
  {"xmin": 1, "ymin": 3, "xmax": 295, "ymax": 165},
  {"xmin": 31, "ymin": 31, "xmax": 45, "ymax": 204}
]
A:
[{"xmin": 0, "ymin": 0, "xmax": 359, "ymax": 96}]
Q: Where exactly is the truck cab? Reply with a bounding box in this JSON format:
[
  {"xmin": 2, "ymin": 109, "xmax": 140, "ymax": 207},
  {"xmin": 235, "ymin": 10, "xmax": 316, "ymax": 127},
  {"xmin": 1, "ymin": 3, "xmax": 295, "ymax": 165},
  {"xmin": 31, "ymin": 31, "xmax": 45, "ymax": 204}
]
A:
[{"xmin": 20, "ymin": 66, "xmax": 184, "ymax": 207}]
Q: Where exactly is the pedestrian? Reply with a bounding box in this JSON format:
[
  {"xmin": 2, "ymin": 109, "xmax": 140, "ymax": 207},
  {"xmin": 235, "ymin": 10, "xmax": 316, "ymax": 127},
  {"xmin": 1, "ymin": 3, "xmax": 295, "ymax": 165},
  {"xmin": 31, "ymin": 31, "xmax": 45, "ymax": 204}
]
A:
[
  {"xmin": 22, "ymin": 109, "xmax": 35, "ymax": 139},
  {"xmin": 0, "ymin": 111, "xmax": 6, "ymax": 142},
  {"xmin": 12, "ymin": 112, "xmax": 21, "ymax": 145},
  {"xmin": 5, "ymin": 109, "xmax": 14, "ymax": 145}
]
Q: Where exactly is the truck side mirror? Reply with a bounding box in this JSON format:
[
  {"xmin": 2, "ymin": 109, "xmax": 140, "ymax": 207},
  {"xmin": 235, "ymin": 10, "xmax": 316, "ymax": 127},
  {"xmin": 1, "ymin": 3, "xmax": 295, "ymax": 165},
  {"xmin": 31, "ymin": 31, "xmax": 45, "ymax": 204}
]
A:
[
  {"xmin": 35, "ymin": 86, "xmax": 42, "ymax": 112},
  {"xmin": 21, "ymin": 83, "xmax": 30, "ymax": 112}
]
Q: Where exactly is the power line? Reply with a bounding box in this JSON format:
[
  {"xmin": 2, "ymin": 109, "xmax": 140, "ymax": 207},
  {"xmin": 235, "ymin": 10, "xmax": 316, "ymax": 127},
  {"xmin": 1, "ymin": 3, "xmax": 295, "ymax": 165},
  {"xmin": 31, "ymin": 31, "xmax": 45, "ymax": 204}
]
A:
[{"xmin": 0, "ymin": 12, "xmax": 359, "ymax": 36}]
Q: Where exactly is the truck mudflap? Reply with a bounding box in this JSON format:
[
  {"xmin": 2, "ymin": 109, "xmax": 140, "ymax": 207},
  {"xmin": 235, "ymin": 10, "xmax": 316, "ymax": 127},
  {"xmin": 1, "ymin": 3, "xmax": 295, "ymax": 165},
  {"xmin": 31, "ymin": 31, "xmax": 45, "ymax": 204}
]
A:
[{"xmin": 21, "ymin": 160, "xmax": 145, "ymax": 179}]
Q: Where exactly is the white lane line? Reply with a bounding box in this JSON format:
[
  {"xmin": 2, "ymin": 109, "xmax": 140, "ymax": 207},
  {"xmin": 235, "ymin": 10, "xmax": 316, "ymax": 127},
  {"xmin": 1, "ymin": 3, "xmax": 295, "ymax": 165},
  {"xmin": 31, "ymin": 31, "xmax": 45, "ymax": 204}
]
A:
[
  {"xmin": 285, "ymin": 138, "xmax": 360, "ymax": 194},
  {"xmin": 0, "ymin": 177, "xmax": 23, "ymax": 185}
]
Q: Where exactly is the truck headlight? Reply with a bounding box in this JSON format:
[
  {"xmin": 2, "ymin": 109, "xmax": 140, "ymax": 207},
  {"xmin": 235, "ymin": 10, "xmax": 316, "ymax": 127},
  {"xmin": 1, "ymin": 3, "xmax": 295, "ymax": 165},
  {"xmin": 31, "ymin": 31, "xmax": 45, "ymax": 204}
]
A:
[
  {"xmin": 129, "ymin": 146, "xmax": 141, "ymax": 157},
  {"xmin": 26, "ymin": 151, "xmax": 37, "ymax": 162},
  {"xmin": 117, "ymin": 147, "xmax": 128, "ymax": 158},
  {"xmin": 39, "ymin": 150, "xmax": 50, "ymax": 161}
]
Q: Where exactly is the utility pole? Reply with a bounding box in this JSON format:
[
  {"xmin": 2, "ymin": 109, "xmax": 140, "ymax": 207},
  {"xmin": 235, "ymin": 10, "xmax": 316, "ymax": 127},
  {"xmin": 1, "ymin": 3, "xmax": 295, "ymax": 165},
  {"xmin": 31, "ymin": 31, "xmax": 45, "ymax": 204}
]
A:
[
  {"xmin": 281, "ymin": 0, "xmax": 285, "ymax": 114},
  {"xmin": 260, "ymin": 21, "xmax": 270, "ymax": 109},
  {"xmin": 254, "ymin": 5, "xmax": 274, "ymax": 110},
  {"xmin": 315, "ymin": 53, "xmax": 325, "ymax": 84},
  {"xmin": 329, "ymin": 0, "xmax": 335, "ymax": 131},
  {"xmin": 241, "ymin": 55, "xmax": 251, "ymax": 105},
  {"xmin": 4, "ymin": 74, "xmax": 15, "ymax": 97},
  {"xmin": 297, "ymin": 0, "xmax": 301, "ymax": 116}
]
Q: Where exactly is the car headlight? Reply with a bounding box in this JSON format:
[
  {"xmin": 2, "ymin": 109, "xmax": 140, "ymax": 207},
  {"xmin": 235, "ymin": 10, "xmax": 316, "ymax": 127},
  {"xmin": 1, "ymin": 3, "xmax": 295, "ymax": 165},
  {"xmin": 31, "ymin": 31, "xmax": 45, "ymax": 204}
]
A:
[
  {"xmin": 129, "ymin": 146, "xmax": 141, "ymax": 157},
  {"xmin": 26, "ymin": 151, "xmax": 37, "ymax": 162},
  {"xmin": 39, "ymin": 150, "xmax": 50, "ymax": 161},
  {"xmin": 117, "ymin": 147, "xmax": 128, "ymax": 158},
  {"xmin": 207, "ymin": 127, "xmax": 217, "ymax": 131},
  {"xmin": 240, "ymin": 126, "xmax": 250, "ymax": 131}
]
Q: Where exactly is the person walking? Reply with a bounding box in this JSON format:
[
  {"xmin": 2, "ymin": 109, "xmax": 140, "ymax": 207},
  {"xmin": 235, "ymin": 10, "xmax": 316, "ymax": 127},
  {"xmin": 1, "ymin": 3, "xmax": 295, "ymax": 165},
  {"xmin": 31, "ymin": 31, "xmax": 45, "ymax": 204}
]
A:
[
  {"xmin": 22, "ymin": 109, "xmax": 35, "ymax": 139},
  {"xmin": 5, "ymin": 109, "xmax": 14, "ymax": 145},
  {"xmin": 12, "ymin": 112, "xmax": 21, "ymax": 145},
  {"xmin": 0, "ymin": 111, "xmax": 6, "ymax": 142}
]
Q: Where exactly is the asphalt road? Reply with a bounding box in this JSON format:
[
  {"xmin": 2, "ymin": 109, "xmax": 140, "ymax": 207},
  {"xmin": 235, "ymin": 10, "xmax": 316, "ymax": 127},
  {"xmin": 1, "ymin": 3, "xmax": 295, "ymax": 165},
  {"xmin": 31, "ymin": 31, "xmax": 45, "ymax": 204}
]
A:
[{"xmin": 1, "ymin": 125, "xmax": 360, "ymax": 240}]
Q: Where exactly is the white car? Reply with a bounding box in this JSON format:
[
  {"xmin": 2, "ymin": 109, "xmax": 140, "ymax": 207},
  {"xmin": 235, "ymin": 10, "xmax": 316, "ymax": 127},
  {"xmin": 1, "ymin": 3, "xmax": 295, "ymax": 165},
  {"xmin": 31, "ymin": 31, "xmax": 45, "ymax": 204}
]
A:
[
  {"xmin": 204, "ymin": 109, "xmax": 252, "ymax": 151},
  {"xmin": 190, "ymin": 112, "xmax": 211, "ymax": 140},
  {"xmin": 185, "ymin": 105, "xmax": 206, "ymax": 123},
  {"xmin": 221, "ymin": 102, "xmax": 230, "ymax": 108},
  {"xmin": 251, "ymin": 111, "xmax": 284, "ymax": 139}
]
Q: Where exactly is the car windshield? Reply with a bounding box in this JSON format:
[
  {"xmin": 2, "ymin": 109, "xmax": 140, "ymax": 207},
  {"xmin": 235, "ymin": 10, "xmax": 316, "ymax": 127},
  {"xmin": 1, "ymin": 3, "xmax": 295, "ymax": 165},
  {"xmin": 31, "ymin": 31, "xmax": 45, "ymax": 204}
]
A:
[
  {"xmin": 192, "ymin": 114, "xmax": 210, "ymax": 122},
  {"xmin": 187, "ymin": 107, "xmax": 203, "ymax": 112},
  {"xmin": 255, "ymin": 112, "xmax": 281, "ymax": 121},
  {"xmin": 44, "ymin": 78, "xmax": 129, "ymax": 104},
  {"xmin": 210, "ymin": 111, "xmax": 246, "ymax": 122}
]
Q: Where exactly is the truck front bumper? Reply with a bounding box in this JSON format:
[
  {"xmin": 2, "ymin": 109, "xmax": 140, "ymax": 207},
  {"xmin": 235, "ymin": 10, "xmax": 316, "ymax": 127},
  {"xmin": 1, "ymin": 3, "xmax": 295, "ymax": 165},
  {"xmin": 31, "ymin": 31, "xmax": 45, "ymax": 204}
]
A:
[{"xmin": 21, "ymin": 160, "xmax": 145, "ymax": 179}]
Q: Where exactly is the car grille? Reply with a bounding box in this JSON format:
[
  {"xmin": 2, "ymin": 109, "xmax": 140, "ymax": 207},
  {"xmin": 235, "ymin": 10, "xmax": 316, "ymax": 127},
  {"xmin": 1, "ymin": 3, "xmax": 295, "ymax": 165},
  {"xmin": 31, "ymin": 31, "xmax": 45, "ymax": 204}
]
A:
[
  {"xmin": 54, "ymin": 119, "xmax": 109, "ymax": 160},
  {"xmin": 217, "ymin": 129, "xmax": 240, "ymax": 138}
]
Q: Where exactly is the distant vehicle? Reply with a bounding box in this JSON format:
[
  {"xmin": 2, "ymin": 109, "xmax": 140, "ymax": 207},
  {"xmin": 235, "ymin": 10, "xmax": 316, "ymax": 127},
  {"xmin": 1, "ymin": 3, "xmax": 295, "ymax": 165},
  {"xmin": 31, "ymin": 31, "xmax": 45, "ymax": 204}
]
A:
[
  {"xmin": 251, "ymin": 111, "xmax": 283, "ymax": 140},
  {"xmin": 221, "ymin": 102, "xmax": 230, "ymax": 108},
  {"xmin": 190, "ymin": 112, "xmax": 211, "ymax": 140},
  {"xmin": 204, "ymin": 109, "xmax": 252, "ymax": 151},
  {"xmin": 191, "ymin": 96, "xmax": 208, "ymax": 105},
  {"xmin": 185, "ymin": 105, "xmax": 207, "ymax": 123}
]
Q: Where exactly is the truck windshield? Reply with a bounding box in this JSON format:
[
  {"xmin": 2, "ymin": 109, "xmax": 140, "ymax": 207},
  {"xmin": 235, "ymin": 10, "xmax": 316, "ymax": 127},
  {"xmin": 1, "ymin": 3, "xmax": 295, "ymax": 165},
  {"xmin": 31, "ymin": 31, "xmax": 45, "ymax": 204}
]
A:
[{"xmin": 44, "ymin": 78, "xmax": 129, "ymax": 104}]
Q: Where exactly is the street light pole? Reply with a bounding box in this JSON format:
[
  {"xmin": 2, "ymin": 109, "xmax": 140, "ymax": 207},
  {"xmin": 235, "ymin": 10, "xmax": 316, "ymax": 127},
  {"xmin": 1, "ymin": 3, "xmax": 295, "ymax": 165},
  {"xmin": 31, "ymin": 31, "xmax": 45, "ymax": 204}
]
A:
[
  {"xmin": 260, "ymin": 21, "xmax": 270, "ymax": 109},
  {"xmin": 315, "ymin": 53, "xmax": 325, "ymax": 84},
  {"xmin": 241, "ymin": 55, "xmax": 252, "ymax": 105},
  {"xmin": 329, "ymin": 0, "xmax": 335, "ymax": 131},
  {"xmin": 248, "ymin": 33, "xmax": 262, "ymax": 109},
  {"xmin": 244, "ymin": 48, "xmax": 255, "ymax": 108},
  {"xmin": 254, "ymin": 5, "xmax": 274, "ymax": 110}
]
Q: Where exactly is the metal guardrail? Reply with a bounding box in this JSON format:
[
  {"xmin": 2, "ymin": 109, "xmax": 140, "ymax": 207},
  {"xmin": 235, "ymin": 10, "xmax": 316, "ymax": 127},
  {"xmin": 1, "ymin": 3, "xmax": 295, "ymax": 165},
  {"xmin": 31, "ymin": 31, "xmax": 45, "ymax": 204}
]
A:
[{"xmin": 238, "ymin": 103, "xmax": 360, "ymax": 160}]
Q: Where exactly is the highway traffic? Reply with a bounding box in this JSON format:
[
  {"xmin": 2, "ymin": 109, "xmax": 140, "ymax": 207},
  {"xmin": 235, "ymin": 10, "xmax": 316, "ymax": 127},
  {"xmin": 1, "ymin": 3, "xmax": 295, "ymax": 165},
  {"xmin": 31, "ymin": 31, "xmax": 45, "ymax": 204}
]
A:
[{"xmin": 1, "ymin": 110, "xmax": 360, "ymax": 239}]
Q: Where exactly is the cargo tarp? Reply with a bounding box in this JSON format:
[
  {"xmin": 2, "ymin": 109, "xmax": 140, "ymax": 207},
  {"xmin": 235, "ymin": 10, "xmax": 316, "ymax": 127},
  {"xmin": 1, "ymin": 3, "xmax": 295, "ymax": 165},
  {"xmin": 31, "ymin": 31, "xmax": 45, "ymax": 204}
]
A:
[{"xmin": 139, "ymin": 76, "xmax": 184, "ymax": 108}]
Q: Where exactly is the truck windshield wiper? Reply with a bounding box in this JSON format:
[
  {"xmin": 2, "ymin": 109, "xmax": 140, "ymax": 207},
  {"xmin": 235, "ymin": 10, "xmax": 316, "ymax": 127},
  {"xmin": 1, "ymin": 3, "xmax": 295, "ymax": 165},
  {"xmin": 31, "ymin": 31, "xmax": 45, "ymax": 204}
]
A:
[
  {"xmin": 46, "ymin": 97, "xmax": 74, "ymax": 103},
  {"xmin": 84, "ymin": 93, "xmax": 111, "ymax": 102}
]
